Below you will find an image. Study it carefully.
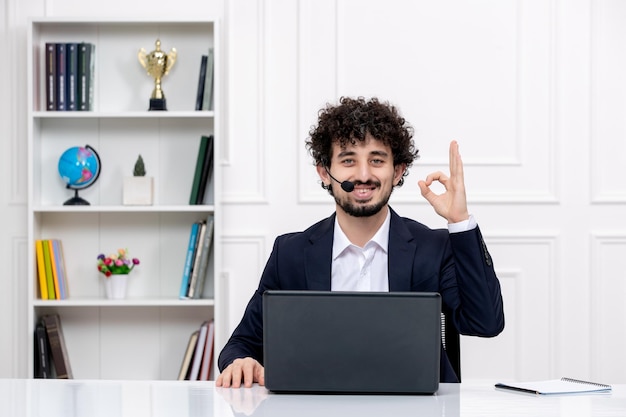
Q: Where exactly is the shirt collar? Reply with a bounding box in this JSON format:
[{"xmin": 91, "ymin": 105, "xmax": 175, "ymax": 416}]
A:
[{"xmin": 332, "ymin": 207, "xmax": 391, "ymax": 260}]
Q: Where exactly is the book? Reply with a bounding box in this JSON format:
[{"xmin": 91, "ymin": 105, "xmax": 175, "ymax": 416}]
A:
[
  {"xmin": 179, "ymin": 222, "xmax": 200, "ymax": 299},
  {"xmin": 187, "ymin": 221, "xmax": 207, "ymax": 298},
  {"xmin": 178, "ymin": 330, "xmax": 199, "ymax": 380},
  {"xmin": 34, "ymin": 321, "xmax": 51, "ymax": 378},
  {"xmin": 45, "ymin": 43, "xmax": 56, "ymax": 111},
  {"xmin": 77, "ymin": 42, "xmax": 95, "ymax": 111},
  {"xmin": 41, "ymin": 240, "xmax": 55, "ymax": 300},
  {"xmin": 35, "ymin": 240, "xmax": 48, "ymax": 300},
  {"xmin": 52, "ymin": 239, "xmax": 68, "ymax": 299},
  {"xmin": 41, "ymin": 314, "xmax": 73, "ymax": 379},
  {"xmin": 189, "ymin": 135, "xmax": 210, "ymax": 205},
  {"xmin": 55, "ymin": 43, "xmax": 67, "ymax": 110},
  {"xmin": 495, "ymin": 377, "xmax": 612, "ymax": 395},
  {"xmin": 65, "ymin": 43, "xmax": 79, "ymax": 111},
  {"xmin": 48, "ymin": 240, "xmax": 61, "ymax": 300},
  {"xmin": 188, "ymin": 321, "xmax": 209, "ymax": 380},
  {"xmin": 195, "ymin": 54, "xmax": 208, "ymax": 110},
  {"xmin": 199, "ymin": 320, "xmax": 215, "ymax": 381},
  {"xmin": 190, "ymin": 214, "xmax": 214, "ymax": 299},
  {"xmin": 201, "ymin": 48, "xmax": 214, "ymax": 111},
  {"xmin": 195, "ymin": 135, "xmax": 214, "ymax": 205}
]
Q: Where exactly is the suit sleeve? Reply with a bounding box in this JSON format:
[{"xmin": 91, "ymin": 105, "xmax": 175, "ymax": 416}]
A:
[
  {"xmin": 442, "ymin": 226, "xmax": 505, "ymax": 337},
  {"xmin": 217, "ymin": 238, "xmax": 282, "ymax": 371}
]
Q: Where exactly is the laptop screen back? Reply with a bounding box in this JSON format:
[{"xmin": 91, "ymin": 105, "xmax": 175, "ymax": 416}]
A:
[{"xmin": 263, "ymin": 291, "xmax": 441, "ymax": 394}]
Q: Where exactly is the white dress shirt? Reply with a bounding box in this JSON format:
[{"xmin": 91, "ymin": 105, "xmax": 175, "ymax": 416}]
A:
[{"xmin": 331, "ymin": 208, "xmax": 477, "ymax": 291}]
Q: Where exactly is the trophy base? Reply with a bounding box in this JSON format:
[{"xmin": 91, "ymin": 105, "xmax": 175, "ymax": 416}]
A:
[{"xmin": 149, "ymin": 98, "xmax": 167, "ymax": 111}]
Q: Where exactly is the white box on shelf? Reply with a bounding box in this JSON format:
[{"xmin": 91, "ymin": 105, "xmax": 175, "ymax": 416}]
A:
[{"xmin": 123, "ymin": 176, "xmax": 154, "ymax": 205}]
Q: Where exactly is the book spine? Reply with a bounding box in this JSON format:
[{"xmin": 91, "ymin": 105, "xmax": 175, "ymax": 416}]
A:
[
  {"xmin": 55, "ymin": 43, "xmax": 67, "ymax": 110},
  {"xmin": 192, "ymin": 214, "xmax": 214, "ymax": 299},
  {"xmin": 45, "ymin": 43, "xmax": 56, "ymax": 111},
  {"xmin": 178, "ymin": 330, "xmax": 199, "ymax": 380},
  {"xmin": 201, "ymin": 48, "xmax": 214, "ymax": 111},
  {"xmin": 187, "ymin": 222, "xmax": 207, "ymax": 298},
  {"xmin": 42, "ymin": 314, "xmax": 73, "ymax": 379},
  {"xmin": 195, "ymin": 55, "xmax": 208, "ymax": 110},
  {"xmin": 65, "ymin": 43, "xmax": 79, "ymax": 111},
  {"xmin": 35, "ymin": 322, "xmax": 51, "ymax": 378},
  {"xmin": 179, "ymin": 222, "xmax": 200, "ymax": 299},
  {"xmin": 48, "ymin": 240, "xmax": 61, "ymax": 300},
  {"xmin": 42, "ymin": 240, "xmax": 55, "ymax": 300},
  {"xmin": 52, "ymin": 239, "xmax": 66, "ymax": 299},
  {"xmin": 35, "ymin": 240, "xmax": 48, "ymax": 300},
  {"xmin": 189, "ymin": 136, "xmax": 209, "ymax": 205},
  {"xmin": 195, "ymin": 135, "xmax": 214, "ymax": 204},
  {"xmin": 189, "ymin": 321, "xmax": 209, "ymax": 380},
  {"xmin": 199, "ymin": 320, "xmax": 215, "ymax": 380},
  {"xmin": 78, "ymin": 43, "xmax": 94, "ymax": 111}
]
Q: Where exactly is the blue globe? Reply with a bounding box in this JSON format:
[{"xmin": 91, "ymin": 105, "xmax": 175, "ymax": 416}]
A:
[{"xmin": 58, "ymin": 145, "xmax": 101, "ymax": 205}]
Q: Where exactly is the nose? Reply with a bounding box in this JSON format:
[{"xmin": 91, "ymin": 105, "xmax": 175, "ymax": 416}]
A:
[{"xmin": 354, "ymin": 161, "xmax": 373, "ymax": 183}]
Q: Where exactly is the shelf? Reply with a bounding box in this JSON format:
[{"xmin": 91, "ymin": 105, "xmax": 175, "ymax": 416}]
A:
[
  {"xmin": 32, "ymin": 205, "xmax": 215, "ymax": 213},
  {"xmin": 32, "ymin": 111, "xmax": 215, "ymax": 119},
  {"xmin": 33, "ymin": 297, "xmax": 214, "ymax": 307}
]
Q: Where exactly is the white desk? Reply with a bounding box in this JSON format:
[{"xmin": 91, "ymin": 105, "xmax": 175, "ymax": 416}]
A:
[{"xmin": 0, "ymin": 379, "xmax": 624, "ymax": 417}]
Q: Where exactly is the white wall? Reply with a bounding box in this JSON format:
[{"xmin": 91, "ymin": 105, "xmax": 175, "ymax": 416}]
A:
[{"xmin": 3, "ymin": 0, "xmax": 626, "ymax": 383}]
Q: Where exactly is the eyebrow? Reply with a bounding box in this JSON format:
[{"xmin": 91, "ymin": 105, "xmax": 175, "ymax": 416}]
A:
[{"xmin": 336, "ymin": 149, "xmax": 390, "ymax": 158}]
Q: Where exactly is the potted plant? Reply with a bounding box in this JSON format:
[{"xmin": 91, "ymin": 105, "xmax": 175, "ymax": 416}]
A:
[
  {"xmin": 97, "ymin": 248, "xmax": 140, "ymax": 299},
  {"xmin": 123, "ymin": 154, "xmax": 154, "ymax": 205}
]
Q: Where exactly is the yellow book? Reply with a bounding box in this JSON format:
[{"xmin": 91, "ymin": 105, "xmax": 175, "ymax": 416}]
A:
[
  {"xmin": 48, "ymin": 240, "xmax": 61, "ymax": 300},
  {"xmin": 35, "ymin": 240, "xmax": 48, "ymax": 299},
  {"xmin": 42, "ymin": 240, "xmax": 56, "ymax": 300}
]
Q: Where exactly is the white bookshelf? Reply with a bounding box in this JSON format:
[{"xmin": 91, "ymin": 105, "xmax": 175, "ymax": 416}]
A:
[{"xmin": 26, "ymin": 17, "xmax": 221, "ymax": 380}]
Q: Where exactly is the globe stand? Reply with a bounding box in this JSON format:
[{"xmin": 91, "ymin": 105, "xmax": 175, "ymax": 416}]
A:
[{"xmin": 63, "ymin": 189, "xmax": 90, "ymax": 206}]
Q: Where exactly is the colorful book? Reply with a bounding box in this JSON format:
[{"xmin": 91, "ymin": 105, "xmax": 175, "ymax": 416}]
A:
[
  {"xmin": 41, "ymin": 314, "xmax": 73, "ymax": 379},
  {"xmin": 178, "ymin": 330, "xmax": 199, "ymax": 380},
  {"xmin": 55, "ymin": 43, "xmax": 67, "ymax": 110},
  {"xmin": 179, "ymin": 222, "xmax": 200, "ymax": 299},
  {"xmin": 35, "ymin": 240, "xmax": 48, "ymax": 300},
  {"xmin": 189, "ymin": 135, "xmax": 210, "ymax": 205},
  {"xmin": 41, "ymin": 240, "xmax": 55, "ymax": 300},
  {"xmin": 65, "ymin": 43, "xmax": 79, "ymax": 111},
  {"xmin": 45, "ymin": 43, "xmax": 56, "ymax": 111},
  {"xmin": 195, "ymin": 54, "xmax": 208, "ymax": 110},
  {"xmin": 48, "ymin": 240, "xmax": 61, "ymax": 300},
  {"xmin": 190, "ymin": 214, "xmax": 214, "ymax": 299},
  {"xmin": 195, "ymin": 135, "xmax": 214, "ymax": 205},
  {"xmin": 199, "ymin": 320, "xmax": 215, "ymax": 381},
  {"xmin": 52, "ymin": 239, "xmax": 68, "ymax": 299}
]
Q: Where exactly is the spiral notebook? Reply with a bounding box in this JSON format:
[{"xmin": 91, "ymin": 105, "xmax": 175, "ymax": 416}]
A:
[{"xmin": 495, "ymin": 377, "xmax": 612, "ymax": 395}]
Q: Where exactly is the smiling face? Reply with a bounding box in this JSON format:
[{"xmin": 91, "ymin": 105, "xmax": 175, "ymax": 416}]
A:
[{"xmin": 318, "ymin": 134, "xmax": 406, "ymax": 218}]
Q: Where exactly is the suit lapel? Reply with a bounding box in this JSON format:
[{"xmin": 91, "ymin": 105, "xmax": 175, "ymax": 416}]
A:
[
  {"xmin": 304, "ymin": 214, "xmax": 334, "ymax": 290},
  {"xmin": 387, "ymin": 209, "xmax": 416, "ymax": 292}
]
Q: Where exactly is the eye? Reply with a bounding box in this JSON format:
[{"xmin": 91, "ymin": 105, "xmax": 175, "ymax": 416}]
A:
[
  {"xmin": 371, "ymin": 159, "xmax": 385, "ymax": 165},
  {"xmin": 340, "ymin": 158, "xmax": 355, "ymax": 166}
]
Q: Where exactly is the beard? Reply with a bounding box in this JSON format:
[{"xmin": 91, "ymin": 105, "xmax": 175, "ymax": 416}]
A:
[{"xmin": 329, "ymin": 181, "xmax": 391, "ymax": 217}]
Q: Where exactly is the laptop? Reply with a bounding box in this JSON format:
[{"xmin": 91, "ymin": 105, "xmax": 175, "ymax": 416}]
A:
[{"xmin": 262, "ymin": 290, "xmax": 441, "ymax": 394}]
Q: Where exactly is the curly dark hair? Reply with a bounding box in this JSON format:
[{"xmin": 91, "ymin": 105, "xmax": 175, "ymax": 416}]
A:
[{"xmin": 305, "ymin": 96, "xmax": 419, "ymax": 187}]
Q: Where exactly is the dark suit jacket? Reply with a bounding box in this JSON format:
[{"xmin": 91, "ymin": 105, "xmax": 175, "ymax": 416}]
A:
[{"xmin": 218, "ymin": 208, "xmax": 505, "ymax": 383}]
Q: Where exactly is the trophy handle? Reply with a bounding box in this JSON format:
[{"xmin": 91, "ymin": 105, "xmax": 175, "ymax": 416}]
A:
[
  {"xmin": 138, "ymin": 48, "xmax": 148, "ymax": 70},
  {"xmin": 165, "ymin": 48, "xmax": 177, "ymax": 74}
]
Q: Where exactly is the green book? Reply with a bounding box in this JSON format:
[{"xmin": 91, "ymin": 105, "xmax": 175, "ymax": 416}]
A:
[
  {"xmin": 189, "ymin": 135, "xmax": 210, "ymax": 205},
  {"xmin": 42, "ymin": 240, "xmax": 55, "ymax": 300}
]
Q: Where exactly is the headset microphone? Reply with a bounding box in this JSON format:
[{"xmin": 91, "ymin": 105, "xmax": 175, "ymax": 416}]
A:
[{"xmin": 325, "ymin": 167, "xmax": 355, "ymax": 193}]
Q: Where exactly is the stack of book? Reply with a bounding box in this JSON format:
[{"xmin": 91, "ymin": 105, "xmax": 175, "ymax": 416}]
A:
[
  {"xmin": 34, "ymin": 314, "xmax": 73, "ymax": 379},
  {"xmin": 45, "ymin": 42, "xmax": 95, "ymax": 111},
  {"xmin": 35, "ymin": 239, "xmax": 69, "ymax": 300},
  {"xmin": 179, "ymin": 215, "xmax": 215, "ymax": 299},
  {"xmin": 178, "ymin": 320, "xmax": 215, "ymax": 380}
]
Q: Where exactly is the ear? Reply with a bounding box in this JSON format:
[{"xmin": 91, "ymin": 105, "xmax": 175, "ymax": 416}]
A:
[
  {"xmin": 317, "ymin": 164, "xmax": 331, "ymax": 185},
  {"xmin": 394, "ymin": 163, "xmax": 407, "ymax": 186}
]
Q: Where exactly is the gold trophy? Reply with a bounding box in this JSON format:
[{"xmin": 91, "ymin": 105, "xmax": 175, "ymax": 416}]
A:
[{"xmin": 138, "ymin": 39, "xmax": 177, "ymax": 111}]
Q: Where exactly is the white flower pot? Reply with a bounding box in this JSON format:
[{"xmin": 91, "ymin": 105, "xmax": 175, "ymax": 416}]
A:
[
  {"xmin": 123, "ymin": 176, "xmax": 154, "ymax": 205},
  {"xmin": 104, "ymin": 274, "xmax": 129, "ymax": 299}
]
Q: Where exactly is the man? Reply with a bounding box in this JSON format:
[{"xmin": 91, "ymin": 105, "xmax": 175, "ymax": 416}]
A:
[{"xmin": 217, "ymin": 96, "xmax": 505, "ymax": 388}]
